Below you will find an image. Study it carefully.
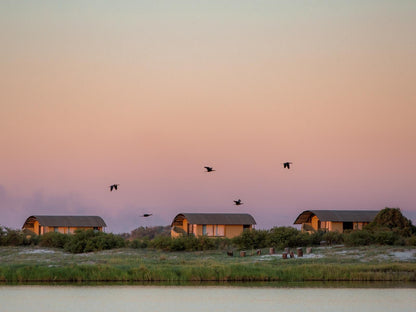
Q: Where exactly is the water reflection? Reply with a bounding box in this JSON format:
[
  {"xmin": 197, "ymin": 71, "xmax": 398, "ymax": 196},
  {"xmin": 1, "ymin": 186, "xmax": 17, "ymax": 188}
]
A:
[{"xmin": 1, "ymin": 285, "xmax": 415, "ymax": 312}]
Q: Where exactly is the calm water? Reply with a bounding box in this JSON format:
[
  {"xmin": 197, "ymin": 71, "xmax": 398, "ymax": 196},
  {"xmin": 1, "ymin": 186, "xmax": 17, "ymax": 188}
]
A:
[{"xmin": 1, "ymin": 285, "xmax": 415, "ymax": 312}]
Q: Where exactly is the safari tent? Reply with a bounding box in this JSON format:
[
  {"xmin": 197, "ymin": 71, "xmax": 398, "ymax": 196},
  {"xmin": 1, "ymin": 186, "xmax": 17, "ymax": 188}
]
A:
[
  {"xmin": 294, "ymin": 210, "xmax": 379, "ymax": 233},
  {"xmin": 22, "ymin": 215, "xmax": 107, "ymax": 235},
  {"xmin": 171, "ymin": 213, "xmax": 256, "ymax": 238}
]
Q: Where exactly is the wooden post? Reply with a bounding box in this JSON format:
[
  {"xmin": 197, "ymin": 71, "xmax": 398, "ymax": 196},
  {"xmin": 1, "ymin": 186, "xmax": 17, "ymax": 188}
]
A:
[
  {"xmin": 269, "ymin": 247, "xmax": 275, "ymax": 255},
  {"xmin": 297, "ymin": 247, "xmax": 303, "ymax": 257},
  {"xmin": 240, "ymin": 251, "xmax": 246, "ymax": 257},
  {"xmin": 282, "ymin": 252, "xmax": 288, "ymax": 259}
]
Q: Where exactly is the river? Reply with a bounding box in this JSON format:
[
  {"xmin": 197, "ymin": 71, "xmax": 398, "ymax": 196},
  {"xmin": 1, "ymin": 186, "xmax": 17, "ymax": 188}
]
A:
[{"xmin": 1, "ymin": 285, "xmax": 415, "ymax": 312}]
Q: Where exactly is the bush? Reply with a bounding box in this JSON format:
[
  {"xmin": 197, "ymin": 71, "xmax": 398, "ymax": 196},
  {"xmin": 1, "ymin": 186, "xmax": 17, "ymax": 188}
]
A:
[
  {"xmin": 373, "ymin": 230, "xmax": 401, "ymax": 245},
  {"xmin": 322, "ymin": 231, "xmax": 343, "ymax": 245},
  {"xmin": 308, "ymin": 231, "xmax": 325, "ymax": 245},
  {"xmin": 367, "ymin": 207, "xmax": 416, "ymax": 236},
  {"xmin": 148, "ymin": 236, "xmax": 173, "ymax": 250},
  {"xmin": 214, "ymin": 237, "xmax": 233, "ymax": 250},
  {"xmin": 232, "ymin": 227, "xmax": 331, "ymax": 250},
  {"xmin": 405, "ymin": 236, "xmax": 416, "ymax": 246},
  {"xmin": 129, "ymin": 239, "xmax": 149, "ymax": 249},
  {"xmin": 0, "ymin": 226, "xmax": 5, "ymax": 245},
  {"xmin": 0, "ymin": 227, "xmax": 25, "ymax": 246},
  {"xmin": 129, "ymin": 226, "xmax": 171, "ymax": 240},
  {"xmin": 63, "ymin": 230, "xmax": 126, "ymax": 253},
  {"xmin": 232, "ymin": 229, "xmax": 268, "ymax": 250},
  {"xmin": 194, "ymin": 236, "xmax": 216, "ymax": 251},
  {"xmin": 343, "ymin": 230, "xmax": 373, "ymax": 246},
  {"xmin": 267, "ymin": 227, "xmax": 309, "ymax": 249},
  {"xmin": 39, "ymin": 232, "xmax": 70, "ymax": 248},
  {"xmin": 147, "ymin": 234, "xmax": 229, "ymax": 252}
]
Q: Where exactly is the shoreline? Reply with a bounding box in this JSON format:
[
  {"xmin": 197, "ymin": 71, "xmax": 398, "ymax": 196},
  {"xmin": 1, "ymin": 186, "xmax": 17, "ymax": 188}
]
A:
[{"xmin": 1, "ymin": 246, "xmax": 416, "ymax": 284}]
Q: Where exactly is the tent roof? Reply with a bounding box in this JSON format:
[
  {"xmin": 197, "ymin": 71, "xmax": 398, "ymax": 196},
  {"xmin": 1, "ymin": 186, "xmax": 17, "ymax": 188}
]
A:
[
  {"xmin": 294, "ymin": 210, "xmax": 379, "ymax": 224},
  {"xmin": 23, "ymin": 215, "xmax": 107, "ymax": 228},
  {"xmin": 171, "ymin": 213, "xmax": 256, "ymax": 226}
]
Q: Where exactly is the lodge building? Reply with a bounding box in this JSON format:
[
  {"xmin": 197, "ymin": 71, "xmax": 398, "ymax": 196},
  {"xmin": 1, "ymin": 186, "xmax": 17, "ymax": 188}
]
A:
[
  {"xmin": 171, "ymin": 213, "xmax": 256, "ymax": 238},
  {"xmin": 22, "ymin": 215, "xmax": 107, "ymax": 235},
  {"xmin": 294, "ymin": 210, "xmax": 379, "ymax": 233}
]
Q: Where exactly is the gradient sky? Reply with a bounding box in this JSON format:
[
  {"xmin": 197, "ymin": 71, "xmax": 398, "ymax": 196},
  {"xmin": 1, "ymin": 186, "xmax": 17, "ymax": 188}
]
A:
[{"xmin": 1, "ymin": 1, "xmax": 415, "ymax": 233}]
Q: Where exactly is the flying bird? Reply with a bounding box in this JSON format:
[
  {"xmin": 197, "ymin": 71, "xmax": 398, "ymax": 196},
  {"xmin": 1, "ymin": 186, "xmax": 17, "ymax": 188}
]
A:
[
  {"xmin": 283, "ymin": 162, "xmax": 292, "ymax": 169},
  {"xmin": 204, "ymin": 166, "xmax": 215, "ymax": 172},
  {"xmin": 234, "ymin": 199, "xmax": 243, "ymax": 206},
  {"xmin": 141, "ymin": 214, "xmax": 152, "ymax": 217},
  {"xmin": 109, "ymin": 184, "xmax": 119, "ymax": 191}
]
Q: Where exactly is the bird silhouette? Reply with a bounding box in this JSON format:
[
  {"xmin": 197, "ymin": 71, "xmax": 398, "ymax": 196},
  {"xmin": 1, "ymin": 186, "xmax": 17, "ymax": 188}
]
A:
[
  {"xmin": 141, "ymin": 214, "xmax": 152, "ymax": 217},
  {"xmin": 204, "ymin": 166, "xmax": 215, "ymax": 172},
  {"xmin": 109, "ymin": 184, "xmax": 119, "ymax": 191},
  {"xmin": 283, "ymin": 162, "xmax": 292, "ymax": 169},
  {"xmin": 234, "ymin": 199, "xmax": 243, "ymax": 205}
]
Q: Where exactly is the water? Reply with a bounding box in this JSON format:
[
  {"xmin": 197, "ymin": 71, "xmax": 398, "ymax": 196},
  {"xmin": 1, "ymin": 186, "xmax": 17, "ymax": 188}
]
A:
[{"xmin": 1, "ymin": 285, "xmax": 415, "ymax": 312}]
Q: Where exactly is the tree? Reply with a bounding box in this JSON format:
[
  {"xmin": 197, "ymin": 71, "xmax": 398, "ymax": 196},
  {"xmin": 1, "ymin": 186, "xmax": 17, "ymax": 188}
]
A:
[{"xmin": 367, "ymin": 207, "xmax": 416, "ymax": 236}]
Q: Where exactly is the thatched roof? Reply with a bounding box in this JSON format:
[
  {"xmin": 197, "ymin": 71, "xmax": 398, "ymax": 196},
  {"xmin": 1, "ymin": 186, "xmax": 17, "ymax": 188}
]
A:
[
  {"xmin": 294, "ymin": 210, "xmax": 379, "ymax": 224},
  {"xmin": 171, "ymin": 213, "xmax": 256, "ymax": 226},
  {"xmin": 23, "ymin": 215, "xmax": 107, "ymax": 228}
]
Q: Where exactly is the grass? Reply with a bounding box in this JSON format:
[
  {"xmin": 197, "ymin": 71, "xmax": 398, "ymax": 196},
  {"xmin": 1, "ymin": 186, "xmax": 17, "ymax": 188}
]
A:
[{"xmin": 1, "ymin": 246, "xmax": 415, "ymax": 283}]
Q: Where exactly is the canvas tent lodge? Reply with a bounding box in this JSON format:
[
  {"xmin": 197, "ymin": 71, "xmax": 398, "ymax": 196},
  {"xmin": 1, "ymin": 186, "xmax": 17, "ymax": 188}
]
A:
[
  {"xmin": 22, "ymin": 215, "xmax": 107, "ymax": 235},
  {"xmin": 171, "ymin": 213, "xmax": 256, "ymax": 238},
  {"xmin": 294, "ymin": 210, "xmax": 379, "ymax": 233}
]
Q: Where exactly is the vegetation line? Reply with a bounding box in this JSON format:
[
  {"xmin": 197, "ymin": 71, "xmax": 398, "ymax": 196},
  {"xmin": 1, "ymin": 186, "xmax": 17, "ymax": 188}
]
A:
[
  {"xmin": 1, "ymin": 262, "xmax": 416, "ymax": 283},
  {"xmin": 1, "ymin": 208, "xmax": 415, "ymax": 284}
]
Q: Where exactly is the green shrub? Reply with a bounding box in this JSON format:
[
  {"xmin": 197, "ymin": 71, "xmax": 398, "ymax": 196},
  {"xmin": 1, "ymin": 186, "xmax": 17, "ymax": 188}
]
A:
[
  {"xmin": 308, "ymin": 231, "xmax": 325, "ymax": 245},
  {"xmin": 267, "ymin": 227, "xmax": 308, "ymax": 249},
  {"xmin": 129, "ymin": 226, "xmax": 171, "ymax": 240},
  {"xmin": 367, "ymin": 207, "xmax": 416, "ymax": 236},
  {"xmin": 0, "ymin": 227, "xmax": 39, "ymax": 246},
  {"xmin": 63, "ymin": 230, "xmax": 126, "ymax": 253},
  {"xmin": 129, "ymin": 239, "xmax": 149, "ymax": 249},
  {"xmin": 373, "ymin": 230, "xmax": 400, "ymax": 245},
  {"xmin": 0, "ymin": 226, "xmax": 6, "ymax": 245},
  {"xmin": 147, "ymin": 234, "xmax": 230, "ymax": 252},
  {"xmin": 24, "ymin": 233, "xmax": 40, "ymax": 246},
  {"xmin": 0, "ymin": 227, "xmax": 24, "ymax": 246},
  {"xmin": 232, "ymin": 227, "xmax": 327, "ymax": 250},
  {"xmin": 322, "ymin": 231, "xmax": 343, "ymax": 245},
  {"xmin": 170, "ymin": 236, "xmax": 191, "ymax": 251},
  {"xmin": 213, "ymin": 237, "xmax": 233, "ymax": 250},
  {"xmin": 232, "ymin": 229, "xmax": 269, "ymax": 250},
  {"xmin": 148, "ymin": 236, "xmax": 173, "ymax": 250},
  {"xmin": 405, "ymin": 236, "xmax": 416, "ymax": 246},
  {"xmin": 343, "ymin": 230, "xmax": 374, "ymax": 246},
  {"xmin": 39, "ymin": 232, "xmax": 69, "ymax": 248}
]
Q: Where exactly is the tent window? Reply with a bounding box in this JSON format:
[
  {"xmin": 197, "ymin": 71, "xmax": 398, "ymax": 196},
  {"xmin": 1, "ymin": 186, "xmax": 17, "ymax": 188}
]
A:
[
  {"xmin": 215, "ymin": 225, "xmax": 225, "ymax": 236},
  {"xmin": 343, "ymin": 222, "xmax": 353, "ymax": 231}
]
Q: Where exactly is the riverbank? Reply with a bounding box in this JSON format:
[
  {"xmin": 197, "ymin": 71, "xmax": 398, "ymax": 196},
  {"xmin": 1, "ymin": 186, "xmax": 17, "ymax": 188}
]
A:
[{"xmin": 1, "ymin": 246, "xmax": 415, "ymax": 283}]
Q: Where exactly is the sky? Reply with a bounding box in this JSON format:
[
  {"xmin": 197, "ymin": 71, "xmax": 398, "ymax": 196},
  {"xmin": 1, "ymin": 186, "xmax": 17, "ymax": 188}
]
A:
[{"xmin": 1, "ymin": 1, "xmax": 415, "ymax": 233}]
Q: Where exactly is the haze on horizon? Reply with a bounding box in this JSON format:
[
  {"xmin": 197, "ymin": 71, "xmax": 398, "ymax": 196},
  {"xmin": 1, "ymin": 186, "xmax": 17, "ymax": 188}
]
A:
[{"xmin": 1, "ymin": 1, "xmax": 415, "ymax": 233}]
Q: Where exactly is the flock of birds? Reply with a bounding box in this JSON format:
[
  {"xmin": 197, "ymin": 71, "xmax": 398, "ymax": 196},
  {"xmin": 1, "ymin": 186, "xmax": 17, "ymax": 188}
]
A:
[{"xmin": 108, "ymin": 162, "xmax": 293, "ymax": 218}]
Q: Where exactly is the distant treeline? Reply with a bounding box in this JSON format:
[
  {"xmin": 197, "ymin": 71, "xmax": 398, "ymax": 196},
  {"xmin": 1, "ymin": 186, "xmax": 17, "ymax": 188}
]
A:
[
  {"xmin": 121, "ymin": 225, "xmax": 171, "ymax": 240},
  {"xmin": 1, "ymin": 208, "xmax": 415, "ymax": 253}
]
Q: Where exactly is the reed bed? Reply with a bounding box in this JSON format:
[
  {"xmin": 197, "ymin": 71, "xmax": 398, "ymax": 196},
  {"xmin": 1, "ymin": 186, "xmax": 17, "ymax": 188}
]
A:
[{"xmin": 1, "ymin": 246, "xmax": 415, "ymax": 283}]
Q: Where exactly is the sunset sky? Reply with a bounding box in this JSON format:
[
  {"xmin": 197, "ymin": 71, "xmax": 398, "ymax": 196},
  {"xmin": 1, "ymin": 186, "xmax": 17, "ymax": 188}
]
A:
[{"xmin": 1, "ymin": 1, "xmax": 415, "ymax": 233}]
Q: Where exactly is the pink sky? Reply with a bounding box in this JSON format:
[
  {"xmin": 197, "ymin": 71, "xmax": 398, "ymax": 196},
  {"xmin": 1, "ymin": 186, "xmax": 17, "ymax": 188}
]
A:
[{"xmin": 1, "ymin": 1, "xmax": 416, "ymax": 233}]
